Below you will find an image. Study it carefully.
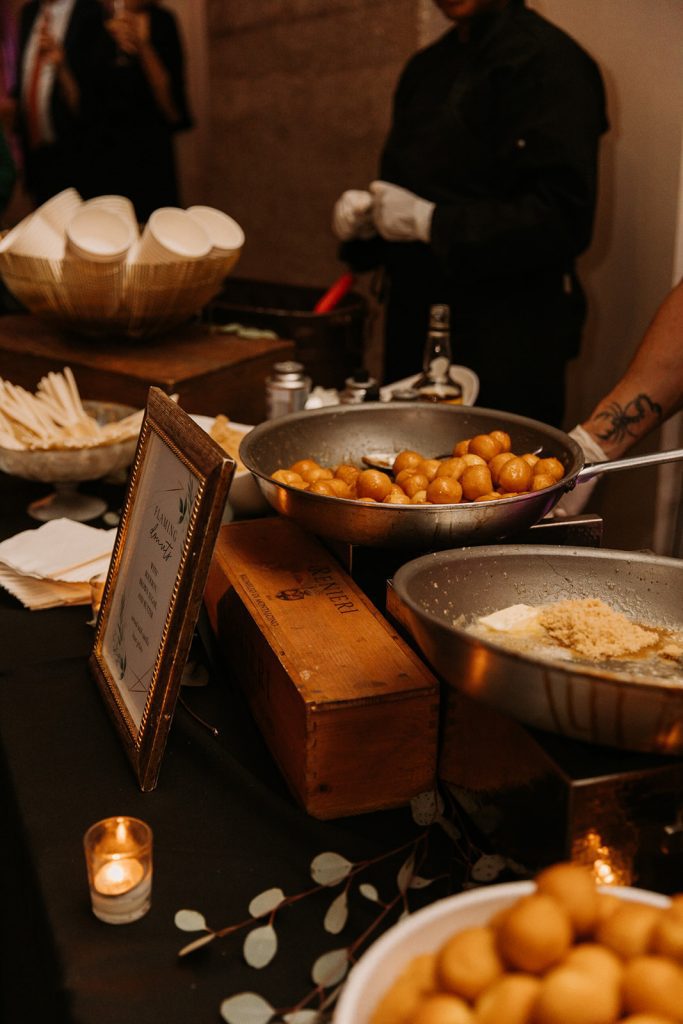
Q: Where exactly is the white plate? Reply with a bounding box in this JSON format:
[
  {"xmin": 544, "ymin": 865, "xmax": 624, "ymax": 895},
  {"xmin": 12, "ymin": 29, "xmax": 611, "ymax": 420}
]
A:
[{"xmin": 380, "ymin": 364, "xmax": 479, "ymax": 406}]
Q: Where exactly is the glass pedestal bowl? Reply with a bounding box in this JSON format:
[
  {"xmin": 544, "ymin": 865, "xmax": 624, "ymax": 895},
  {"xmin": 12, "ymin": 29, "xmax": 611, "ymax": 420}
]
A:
[{"xmin": 0, "ymin": 400, "xmax": 139, "ymax": 521}]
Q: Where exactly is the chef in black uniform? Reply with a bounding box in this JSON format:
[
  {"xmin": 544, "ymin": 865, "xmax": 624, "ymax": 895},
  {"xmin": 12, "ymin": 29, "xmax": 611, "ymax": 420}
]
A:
[{"xmin": 333, "ymin": 0, "xmax": 608, "ymax": 427}]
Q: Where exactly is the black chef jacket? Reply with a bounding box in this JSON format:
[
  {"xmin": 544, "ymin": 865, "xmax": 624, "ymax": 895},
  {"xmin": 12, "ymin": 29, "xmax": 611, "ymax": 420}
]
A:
[{"xmin": 342, "ymin": 0, "xmax": 608, "ymax": 426}]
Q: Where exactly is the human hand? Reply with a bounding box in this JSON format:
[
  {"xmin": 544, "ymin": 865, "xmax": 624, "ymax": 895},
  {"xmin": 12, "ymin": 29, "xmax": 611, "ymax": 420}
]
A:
[
  {"xmin": 552, "ymin": 424, "xmax": 608, "ymax": 517},
  {"xmin": 332, "ymin": 190, "xmax": 375, "ymax": 241},
  {"xmin": 369, "ymin": 180, "xmax": 434, "ymax": 242},
  {"xmin": 105, "ymin": 10, "xmax": 148, "ymax": 54}
]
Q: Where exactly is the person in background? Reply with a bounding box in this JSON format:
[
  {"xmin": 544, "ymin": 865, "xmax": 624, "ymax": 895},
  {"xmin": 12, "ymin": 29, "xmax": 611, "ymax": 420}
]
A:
[
  {"xmin": 332, "ymin": 0, "xmax": 608, "ymax": 428},
  {"xmin": 92, "ymin": 0, "xmax": 192, "ymax": 223},
  {"xmin": 558, "ymin": 277, "xmax": 683, "ymax": 514},
  {"xmin": 0, "ymin": 127, "xmax": 17, "ymax": 217},
  {"xmin": 9, "ymin": 0, "xmax": 104, "ymax": 205}
]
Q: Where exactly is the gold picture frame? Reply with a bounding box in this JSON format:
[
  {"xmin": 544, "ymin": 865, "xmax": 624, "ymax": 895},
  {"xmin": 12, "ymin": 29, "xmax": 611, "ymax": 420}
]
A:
[{"xmin": 89, "ymin": 387, "xmax": 235, "ymax": 791}]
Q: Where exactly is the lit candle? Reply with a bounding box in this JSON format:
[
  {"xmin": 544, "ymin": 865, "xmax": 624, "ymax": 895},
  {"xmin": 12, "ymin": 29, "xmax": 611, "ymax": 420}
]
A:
[
  {"xmin": 84, "ymin": 816, "xmax": 153, "ymax": 924},
  {"xmin": 93, "ymin": 856, "xmax": 144, "ymax": 896}
]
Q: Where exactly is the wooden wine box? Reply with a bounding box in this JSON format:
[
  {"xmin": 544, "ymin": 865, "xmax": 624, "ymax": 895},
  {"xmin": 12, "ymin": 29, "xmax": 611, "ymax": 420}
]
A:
[{"xmin": 203, "ymin": 518, "xmax": 440, "ymax": 819}]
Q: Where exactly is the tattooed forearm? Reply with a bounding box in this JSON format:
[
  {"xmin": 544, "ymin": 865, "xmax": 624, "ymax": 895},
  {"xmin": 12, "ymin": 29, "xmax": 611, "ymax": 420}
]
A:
[{"xmin": 593, "ymin": 394, "xmax": 663, "ymax": 444}]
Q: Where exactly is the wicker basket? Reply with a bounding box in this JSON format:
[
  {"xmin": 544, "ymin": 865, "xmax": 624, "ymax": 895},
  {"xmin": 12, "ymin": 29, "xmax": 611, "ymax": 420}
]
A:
[{"xmin": 0, "ymin": 248, "xmax": 240, "ymax": 339}]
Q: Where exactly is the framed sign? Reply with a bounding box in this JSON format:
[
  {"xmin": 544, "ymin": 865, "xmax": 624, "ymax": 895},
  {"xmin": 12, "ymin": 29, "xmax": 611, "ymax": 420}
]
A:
[{"xmin": 89, "ymin": 387, "xmax": 235, "ymax": 791}]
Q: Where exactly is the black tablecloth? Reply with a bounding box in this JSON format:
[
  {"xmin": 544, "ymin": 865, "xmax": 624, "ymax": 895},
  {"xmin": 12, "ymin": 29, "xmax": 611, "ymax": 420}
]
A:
[{"xmin": 0, "ymin": 474, "xmax": 462, "ymax": 1024}]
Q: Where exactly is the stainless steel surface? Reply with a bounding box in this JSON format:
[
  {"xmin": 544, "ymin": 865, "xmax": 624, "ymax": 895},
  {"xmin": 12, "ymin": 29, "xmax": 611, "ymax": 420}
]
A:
[
  {"xmin": 392, "ymin": 545, "xmax": 683, "ymax": 755},
  {"xmin": 576, "ymin": 447, "xmax": 683, "ymax": 482},
  {"xmin": 241, "ymin": 403, "xmax": 633, "ymax": 549}
]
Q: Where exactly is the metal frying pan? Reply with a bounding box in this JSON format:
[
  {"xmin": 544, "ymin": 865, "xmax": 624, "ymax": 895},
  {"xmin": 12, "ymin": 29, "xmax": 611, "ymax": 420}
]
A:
[
  {"xmin": 392, "ymin": 545, "xmax": 683, "ymax": 755},
  {"xmin": 239, "ymin": 403, "xmax": 683, "ymax": 549}
]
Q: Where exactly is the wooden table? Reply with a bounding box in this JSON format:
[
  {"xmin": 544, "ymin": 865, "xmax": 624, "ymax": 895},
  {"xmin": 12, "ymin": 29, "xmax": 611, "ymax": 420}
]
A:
[{"xmin": 0, "ymin": 315, "xmax": 295, "ymax": 423}]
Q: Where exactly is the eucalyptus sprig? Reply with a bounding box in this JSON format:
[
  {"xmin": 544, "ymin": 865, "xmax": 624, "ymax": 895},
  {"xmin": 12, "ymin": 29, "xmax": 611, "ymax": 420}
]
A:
[{"xmin": 174, "ymin": 789, "xmax": 525, "ymax": 1024}]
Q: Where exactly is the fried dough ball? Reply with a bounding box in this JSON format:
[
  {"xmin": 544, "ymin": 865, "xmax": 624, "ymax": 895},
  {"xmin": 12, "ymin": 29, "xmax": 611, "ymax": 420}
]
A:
[
  {"xmin": 335, "ymin": 463, "xmax": 360, "ymax": 487},
  {"xmin": 300, "ymin": 465, "xmax": 334, "ymax": 483},
  {"xmin": 497, "ymin": 457, "xmax": 534, "ymax": 494},
  {"xmin": 462, "ymin": 452, "xmax": 487, "ymax": 467},
  {"xmin": 651, "ymin": 907, "xmax": 683, "ymax": 962},
  {"xmin": 357, "ymin": 468, "xmax": 393, "ymax": 501},
  {"xmin": 535, "ymin": 862, "xmax": 600, "ymax": 938},
  {"xmin": 533, "ymin": 964, "xmax": 621, "ymax": 1024},
  {"xmin": 621, "ymin": 955, "xmax": 683, "ymax": 1020},
  {"xmin": 369, "ymin": 953, "xmax": 437, "ymax": 1024},
  {"xmin": 393, "ymin": 449, "xmax": 424, "ymax": 474},
  {"xmin": 453, "ymin": 439, "xmax": 470, "ymax": 456},
  {"xmin": 596, "ymin": 902, "xmax": 662, "ymax": 959},
  {"xmin": 271, "ymin": 469, "xmax": 306, "ymax": 487},
  {"xmin": 410, "ymin": 490, "xmax": 429, "ymax": 504},
  {"xmin": 531, "ymin": 473, "xmax": 556, "ymax": 491},
  {"xmin": 488, "ymin": 451, "xmax": 516, "ymax": 485},
  {"xmin": 461, "ymin": 464, "xmax": 494, "ymax": 501},
  {"xmin": 426, "ymin": 477, "xmax": 463, "ymax": 504},
  {"xmin": 490, "ymin": 429, "xmax": 512, "ymax": 452},
  {"xmin": 437, "ymin": 925, "xmax": 504, "ymax": 1001},
  {"xmin": 291, "ymin": 458, "xmax": 319, "ymax": 476},
  {"xmin": 474, "ymin": 972, "xmax": 541, "ymax": 1024},
  {"xmin": 308, "ymin": 480, "xmax": 339, "ymax": 497},
  {"xmin": 478, "ymin": 491, "xmax": 503, "ymax": 501},
  {"xmin": 395, "ymin": 467, "xmax": 419, "ymax": 488},
  {"xmin": 326, "ymin": 477, "xmax": 352, "ymax": 498},
  {"xmin": 496, "ymin": 893, "xmax": 572, "ymax": 973},
  {"xmin": 403, "ymin": 473, "xmax": 430, "ymax": 498},
  {"xmin": 534, "ymin": 457, "xmax": 565, "ymax": 481},
  {"xmin": 468, "ymin": 433, "xmax": 502, "ymax": 461},
  {"xmin": 595, "ymin": 892, "xmax": 621, "ymax": 928},
  {"xmin": 620, "ymin": 1017, "xmax": 678, "ymax": 1023},
  {"xmin": 411, "ymin": 993, "xmax": 474, "ymax": 1024},
  {"xmin": 418, "ymin": 458, "xmax": 442, "ymax": 482},
  {"xmin": 521, "ymin": 452, "xmax": 540, "ymax": 467},
  {"xmin": 383, "ymin": 491, "xmax": 411, "ymax": 504},
  {"xmin": 436, "ymin": 457, "xmax": 467, "ymax": 480},
  {"xmin": 564, "ymin": 943, "xmax": 623, "ymax": 988}
]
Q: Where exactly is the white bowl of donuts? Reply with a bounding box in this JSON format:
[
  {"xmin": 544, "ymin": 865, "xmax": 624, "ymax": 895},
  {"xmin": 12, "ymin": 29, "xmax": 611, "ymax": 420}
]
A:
[{"xmin": 334, "ymin": 862, "xmax": 682, "ymax": 1024}]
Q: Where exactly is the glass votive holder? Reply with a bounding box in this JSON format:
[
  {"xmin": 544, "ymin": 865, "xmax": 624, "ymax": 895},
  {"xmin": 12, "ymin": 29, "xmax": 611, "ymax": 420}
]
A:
[{"xmin": 84, "ymin": 816, "xmax": 153, "ymax": 924}]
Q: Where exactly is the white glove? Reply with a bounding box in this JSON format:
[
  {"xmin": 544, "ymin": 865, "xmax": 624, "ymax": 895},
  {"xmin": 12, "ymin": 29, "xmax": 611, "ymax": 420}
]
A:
[
  {"xmin": 552, "ymin": 424, "xmax": 609, "ymax": 517},
  {"xmin": 332, "ymin": 189, "xmax": 375, "ymax": 241},
  {"xmin": 369, "ymin": 180, "xmax": 435, "ymax": 242}
]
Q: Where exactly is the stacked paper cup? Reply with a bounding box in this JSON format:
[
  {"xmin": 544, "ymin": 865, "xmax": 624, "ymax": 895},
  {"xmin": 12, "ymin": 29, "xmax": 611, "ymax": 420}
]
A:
[{"xmin": 0, "ymin": 193, "xmax": 244, "ymax": 334}]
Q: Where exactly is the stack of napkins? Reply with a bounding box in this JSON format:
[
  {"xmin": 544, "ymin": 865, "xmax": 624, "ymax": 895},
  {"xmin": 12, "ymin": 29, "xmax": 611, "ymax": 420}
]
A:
[{"xmin": 0, "ymin": 518, "xmax": 116, "ymax": 610}]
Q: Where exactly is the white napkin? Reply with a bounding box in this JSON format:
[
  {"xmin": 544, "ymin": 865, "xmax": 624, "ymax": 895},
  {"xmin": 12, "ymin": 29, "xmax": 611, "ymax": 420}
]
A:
[{"xmin": 0, "ymin": 518, "xmax": 116, "ymax": 610}]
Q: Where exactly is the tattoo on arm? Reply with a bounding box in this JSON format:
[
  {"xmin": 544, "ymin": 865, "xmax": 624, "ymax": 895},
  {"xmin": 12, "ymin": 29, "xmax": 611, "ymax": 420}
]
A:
[{"xmin": 593, "ymin": 394, "xmax": 663, "ymax": 444}]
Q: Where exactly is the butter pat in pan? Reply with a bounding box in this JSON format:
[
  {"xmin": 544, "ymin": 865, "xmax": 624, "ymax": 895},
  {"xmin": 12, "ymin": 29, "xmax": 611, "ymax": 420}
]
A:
[{"xmin": 478, "ymin": 604, "xmax": 541, "ymax": 633}]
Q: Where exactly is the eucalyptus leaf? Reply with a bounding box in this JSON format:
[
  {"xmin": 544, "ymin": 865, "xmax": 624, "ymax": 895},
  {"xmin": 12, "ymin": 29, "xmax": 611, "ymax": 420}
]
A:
[
  {"xmin": 174, "ymin": 909, "xmax": 208, "ymax": 932},
  {"xmin": 408, "ymin": 876, "xmax": 434, "ymax": 889},
  {"xmin": 243, "ymin": 924, "xmax": 278, "ymax": 969},
  {"xmin": 220, "ymin": 992, "xmax": 274, "ymax": 1024},
  {"xmin": 178, "ymin": 932, "xmax": 217, "ymax": 957},
  {"xmin": 310, "ymin": 851, "xmax": 353, "ymax": 887},
  {"xmin": 471, "ymin": 854, "xmax": 506, "ymax": 882},
  {"xmin": 311, "ymin": 948, "xmax": 349, "ymax": 987},
  {"xmin": 323, "ymin": 890, "xmax": 348, "ymax": 935},
  {"xmin": 396, "ymin": 853, "xmax": 415, "ymax": 893},
  {"xmin": 358, "ymin": 883, "xmax": 380, "ymax": 903},
  {"xmin": 283, "ymin": 1011, "xmax": 320, "ymax": 1023},
  {"xmin": 249, "ymin": 887, "xmax": 285, "ymax": 918},
  {"xmin": 410, "ymin": 790, "xmax": 443, "ymax": 825}
]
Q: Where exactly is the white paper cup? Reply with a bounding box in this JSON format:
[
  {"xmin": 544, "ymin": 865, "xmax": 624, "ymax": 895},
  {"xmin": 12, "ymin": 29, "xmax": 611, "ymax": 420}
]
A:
[
  {"xmin": 83, "ymin": 195, "xmax": 140, "ymax": 240},
  {"xmin": 186, "ymin": 205, "xmax": 245, "ymax": 256},
  {"xmin": 66, "ymin": 207, "xmax": 133, "ymax": 263},
  {"xmin": 5, "ymin": 212, "xmax": 65, "ymax": 259},
  {"xmin": 135, "ymin": 207, "xmax": 211, "ymax": 264},
  {"xmin": 36, "ymin": 187, "xmax": 83, "ymax": 235}
]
